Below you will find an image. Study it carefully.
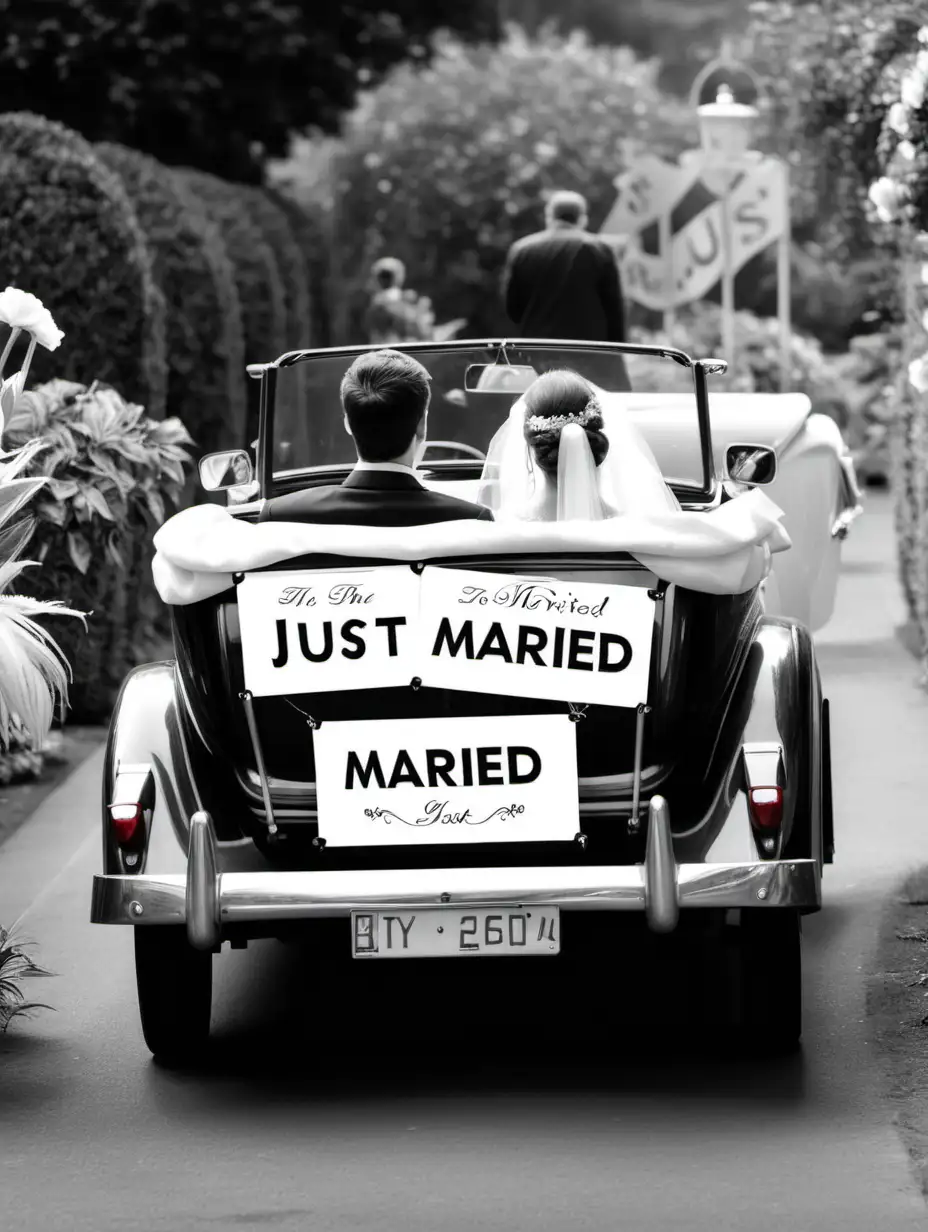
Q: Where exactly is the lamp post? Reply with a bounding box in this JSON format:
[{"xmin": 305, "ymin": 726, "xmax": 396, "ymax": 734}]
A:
[
  {"xmin": 696, "ymin": 83, "xmax": 760, "ymax": 386},
  {"xmin": 686, "ymin": 51, "xmax": 792, "ymax": 392}
]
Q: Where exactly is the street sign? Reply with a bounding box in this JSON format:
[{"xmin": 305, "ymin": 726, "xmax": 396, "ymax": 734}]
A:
[{"xmin": 603, "ymin": 155, "xmax": 787, "ymax": 313}]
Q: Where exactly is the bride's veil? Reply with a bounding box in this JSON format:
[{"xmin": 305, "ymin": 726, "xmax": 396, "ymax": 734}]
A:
[
  {"xmin": 556, "ymin": 423, "xmax": 605, "ymax": 521},
  {"xmin": 478, "ymin": 383, "xmax": 679, "ymax": 521}
]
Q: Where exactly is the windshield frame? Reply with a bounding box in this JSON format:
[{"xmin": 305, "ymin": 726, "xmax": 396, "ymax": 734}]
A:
[{"xmin": 246, "ymin": 338, "xmax": 718, "ymax": 504}]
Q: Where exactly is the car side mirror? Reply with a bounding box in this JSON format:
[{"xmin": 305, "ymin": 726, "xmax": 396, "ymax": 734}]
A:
[
  {"xmin": 725, "ymin": 443, "xmax": 778, "ymax": 487},
  {"xmin": 199, "ymin": 449, "xmax": 254, "ymax": 491}
]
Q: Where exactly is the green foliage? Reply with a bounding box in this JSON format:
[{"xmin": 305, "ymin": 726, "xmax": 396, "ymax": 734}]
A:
[
  {"xmin": 234, "ymin": 186, "xmax": 311, "ymax": 424},
  {"xmin": 0, "ymin": 926, "xmax": 52, "ymax": 1032},
  {"xmin": 0, "ymin": 112, "xmax": 168, "ymax": 418},
  {"xmin": 501, "ymin": 0, "xmax": 748, "ymax": 92},
  {"xmin": 266, "ymin": 185, "xmax": 335, "ymax": 348},
  {"xmin": 0, "ymin": 1, "xmax": 502, "ymax": 182},
  {"xmin": 0, "ymin": 717, "xmax": 43, "ymax": 785},
  {"xmin": 0, "ymin": 435, "xmax": 83, "ymax": 750},
  {"xmin": 747, "ymin": 1, "xmax": 926, "ymax": 249},
  {"xmin": 176, "ymin": 169, "xmax": 287, "ymax": 445},
  {"xmin": 96, "ymin": 143, "xmax": 248, "ymax": 459},
  {"xmin": 326, "ymin": 27, "xmax": 696, "ymax": 340},
  {"xmin": 3, "ymin": 380, "xmax": 194, "ymax": 722}
]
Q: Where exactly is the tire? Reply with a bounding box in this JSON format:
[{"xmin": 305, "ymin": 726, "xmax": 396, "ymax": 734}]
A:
[
  {"xmin": 135, "ymin": 926, "xmax": 213, "ymax": 1064},
  {"xmin": 733, "ymin": 909, "xmax": 802, "ymax": 1053}
]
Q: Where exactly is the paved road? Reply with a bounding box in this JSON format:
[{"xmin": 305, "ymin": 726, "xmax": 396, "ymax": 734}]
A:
[{"xmin": 3, "ymin": 492, "xmax": 928, "ymax": 1231}]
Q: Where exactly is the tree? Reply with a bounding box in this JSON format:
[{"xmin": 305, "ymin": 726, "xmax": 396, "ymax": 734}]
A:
[
  {"xmin": 0, "ymin": 0, "xmax": 501, "ymax": 183},
  {"xmin": 746, "ymin": 0, "xmax": 926, "ymax": 254},
  {"xmin": 323, "ymin": 27, "xmax": 695, "ymax": 340},
  {"xmin": 500, "ymin": 0, "xmax": 749, "ymax": 92}
]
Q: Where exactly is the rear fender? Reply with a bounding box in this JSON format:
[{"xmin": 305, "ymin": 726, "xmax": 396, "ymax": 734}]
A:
[
  {"xmin": 698, "ymin": 618, "xmax": 822, "ymax": 865},
  {"xmin": 102, "ymin": 663, "xmax": 201, "ymax": 877}
]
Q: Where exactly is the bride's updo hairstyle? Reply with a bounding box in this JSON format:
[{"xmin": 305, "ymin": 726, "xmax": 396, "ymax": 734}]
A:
[{"xmin": 522, "ymin": 370, "xmax": 610, "ymax": 477}]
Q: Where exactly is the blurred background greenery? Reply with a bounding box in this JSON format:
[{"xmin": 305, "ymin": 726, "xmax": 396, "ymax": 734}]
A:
[{"xmin": 0, "ymin": 0, "xmax": 926, "ymax": 728}]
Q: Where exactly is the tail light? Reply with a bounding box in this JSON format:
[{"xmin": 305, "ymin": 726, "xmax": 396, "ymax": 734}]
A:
[
  {"xmin": 747, "ymin": 786, "xmax": 784, "ymax": 830},
  {"xmin": 109, "ymin": 803, "xmax": 142, "ymax": 845},
  {"xmin": 742, "ymin": 743, "xmax": 785, "ymax": 853},
  {"xmin": 108, "ymin": 763, "xmax": 154, "ymax": 849}
]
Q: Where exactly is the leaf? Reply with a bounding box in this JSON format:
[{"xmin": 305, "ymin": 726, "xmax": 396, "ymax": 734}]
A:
[
  {"xmin": 66, "ymin": 531, "xmax": 92, "ymax": 576},
  {"xmin": 145, "ymin": 490, "xmax": 165, "ymax": 525},
  {"xmin": 83, "ymin": 488, "xmax": 115, "ymax": 521},
  {"xmin": 35, "ymin": 500, "xmax": 68, "ymax": 528},
  {"xmin": 104, "ymin": 535, "xmax": 124, "ymax": 570},
  {"xmin": 0, "ymin": 371, "xmax": 25, "ymax": 422}
]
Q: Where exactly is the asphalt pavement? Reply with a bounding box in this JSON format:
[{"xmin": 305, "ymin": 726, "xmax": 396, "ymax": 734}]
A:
[{"xmin": 2, "ymin": 490, "xmax": 928, "ymax": 1232}]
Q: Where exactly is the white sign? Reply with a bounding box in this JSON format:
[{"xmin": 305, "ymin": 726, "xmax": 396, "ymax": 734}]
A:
[
  {"xmin": 237, "ymin": 566, "xmax": 419, "ymax": 697},
  {"xmin": 314, "ymin": 715, "xmax": 579, "ymax": 848},
  {"xmin": 603, "ymin": 154, "xmax": 788, "ymax": 312},
  {"xmin": 417, "ymin": 567, "xmax": 654, "ymax": 707},
  {"xmin": 601, "ymin": 155, "xmax": 700, "ymax": 235}
]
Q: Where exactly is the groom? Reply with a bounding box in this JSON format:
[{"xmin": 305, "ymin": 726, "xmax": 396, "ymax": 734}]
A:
[{"xmin": 259, "ymin": 349, "xmax": 493, "ymax": 525}]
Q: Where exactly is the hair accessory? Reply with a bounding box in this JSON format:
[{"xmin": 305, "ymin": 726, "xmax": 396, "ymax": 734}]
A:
[{"xmin": 524, "ymin": 394, "xmax": 602, "ymax": 433}]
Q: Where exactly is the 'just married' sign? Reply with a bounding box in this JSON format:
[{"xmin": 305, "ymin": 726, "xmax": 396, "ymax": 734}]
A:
[
  {"xmin": 237, "ymin": 565, "xmax": 655, "ymax": 707},
  {"xmin": 237, "ymin": 566, "xmax": 419, "ymax": 697},
  {"xmin": 417, "ymin": 566, "xmax": 655, "ymax": 708},
  {"xmin": 313, "ymin": 714, "xmax": 579, "ymax": 847}
]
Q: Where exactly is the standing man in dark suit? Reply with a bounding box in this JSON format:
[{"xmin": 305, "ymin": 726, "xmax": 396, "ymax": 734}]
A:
[
  {"xmin": 502, "ymin": 190, "xmax": 630, "ymax": 390},
  {"xmin": 260, "ymin": 349, "xmax": 493, "ymax": 526}
]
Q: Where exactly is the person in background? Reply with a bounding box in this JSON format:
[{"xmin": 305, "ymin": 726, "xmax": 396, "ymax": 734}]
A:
[
  {"xmin": 502, "ymin": 189, "xmax": 631, "ymax": 391},
  {"xmin": 365, "ymin": 257, "xmax": 434, "ymax": 344}
]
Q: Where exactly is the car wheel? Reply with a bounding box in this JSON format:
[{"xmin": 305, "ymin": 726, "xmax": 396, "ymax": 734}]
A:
[
  {"xmin": 135, "ymin": 926, "xmax": 212, "ymax": 1064},
  {"xmin": 733, "ymin": 909, "xmax": 802, "ymax": 1053}
]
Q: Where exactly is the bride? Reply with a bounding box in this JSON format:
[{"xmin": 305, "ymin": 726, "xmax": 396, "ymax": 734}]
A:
[{"xmin": 477, "ymin": 369, "xmax": 679, "ymax": 522}]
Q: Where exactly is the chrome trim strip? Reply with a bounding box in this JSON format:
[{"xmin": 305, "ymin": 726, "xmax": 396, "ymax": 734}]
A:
[
  {"xmin": 91, "ymin": 858, "xmax": 820, "ymax": 927},
  {"xmin": 644, "ymin": 796, "xmax": 678, "ymax": 933},
  {"xmin": 240, "ymin": 691, "xmax": 278, "ymax": 835},
  {"xmin": 629, "ymin": 704, "xmax": 650, "ymax": 832},
  {"xmin": 186, "ymin": 811, "xmax": 220, "ymax": 951}
]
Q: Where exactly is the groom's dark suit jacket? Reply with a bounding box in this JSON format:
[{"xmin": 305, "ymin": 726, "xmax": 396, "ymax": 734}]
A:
[{"xmin": 258, "ymin": 466, "xmax": 493, "ymax": 526}]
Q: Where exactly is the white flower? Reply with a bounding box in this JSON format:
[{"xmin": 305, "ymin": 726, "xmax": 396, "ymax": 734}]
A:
[
  {"xmin": 888, "ymin": 101, "xmax": 910, "ymax": 136},
  {"xmin": 898, "ymin": 140, "xmax": 917, "ymax": 162},
  {"xmin": 923, "ymin": 306, "xmax": 928, "ymax": 335},
  {"xmin": 919, "ymin": 26, "xmax": 928, "ymax": 46},
  {"xmin": 910, "ymin": 352, "xmax": 928, "ymax": 395},
  {"xmin": 900, "ymin": 61, "xmax": 928, "ymax": 112},
  {"xmin": 922, "ymin": 262, "xmax": 928, "ymax": 287},
  {"xmin": 0, "ymin": 287, "xmax": 64, "ymax": 351},
  {"xmin": 869, "ymin": 176, "xmax": 906, "ymax": 223}
]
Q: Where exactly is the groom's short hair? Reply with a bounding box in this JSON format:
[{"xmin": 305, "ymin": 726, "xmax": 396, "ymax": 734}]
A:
[{"xmin": 340, "ymin": 349, "xmax": 431, "ymax": 461}]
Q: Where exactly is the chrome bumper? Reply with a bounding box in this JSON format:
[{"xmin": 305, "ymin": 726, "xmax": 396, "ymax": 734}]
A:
[{"xmin": 91, "ymin": 800, "xmax": 821, "ymax": 950}]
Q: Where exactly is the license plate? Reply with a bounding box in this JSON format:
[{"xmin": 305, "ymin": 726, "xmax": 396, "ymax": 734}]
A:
[{"xmin": 351, "ymin": 907, "xmax": 560, "ymax": 959}]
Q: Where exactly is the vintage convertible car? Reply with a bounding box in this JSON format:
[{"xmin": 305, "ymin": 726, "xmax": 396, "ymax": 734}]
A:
[{"xmin": 91, "ymin": 339, "xmax": 852, "ymax": 1063}]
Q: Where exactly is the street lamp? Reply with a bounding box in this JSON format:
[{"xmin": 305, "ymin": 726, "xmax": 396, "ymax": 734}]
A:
[
  {"xmin": 697, "ymin": 84, "xmax": 759, "ymax": 161},
  {"xmin": 685, "ymin": 54, "xmax": 792, "ymax": 392}
]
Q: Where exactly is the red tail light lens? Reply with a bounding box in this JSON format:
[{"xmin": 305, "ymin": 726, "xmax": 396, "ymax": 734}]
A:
[
  {"xmin": 109, "ymin": 803, "xmax": 142, "ymax": 845},
  {"xmin": 747, "ymin": 786, "xmax": 784, "ymax": 830}
]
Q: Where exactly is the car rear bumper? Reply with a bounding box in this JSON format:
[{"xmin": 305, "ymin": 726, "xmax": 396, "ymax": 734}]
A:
[{"xmin": 91, "ymin": 800, "xmax": 821, "ymax": 948}]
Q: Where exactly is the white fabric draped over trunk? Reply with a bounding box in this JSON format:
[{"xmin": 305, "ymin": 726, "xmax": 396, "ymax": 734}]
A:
[{"xmin": 151, "ymin": 490, "xmax": 791, "ymax": 607}]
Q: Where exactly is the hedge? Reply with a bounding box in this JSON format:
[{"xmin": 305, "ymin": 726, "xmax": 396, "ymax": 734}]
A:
[
  {"xmin": 267, "ymin": 186, "xmax": 334, "ymax": 348},
  {"xmin": 96, "ymin": 142, "xmax": 248, "ymax": 459},
  {"xmin": 174, "ymin": 168, "xmax": 287, "ymax": 446},
  {"xmin": 0, "ymin": 112, "xmax": 167, "ymax": 418},
  {"xmin": 235, "ymin": 186, "xmax": 310, "ymax": 440}
]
